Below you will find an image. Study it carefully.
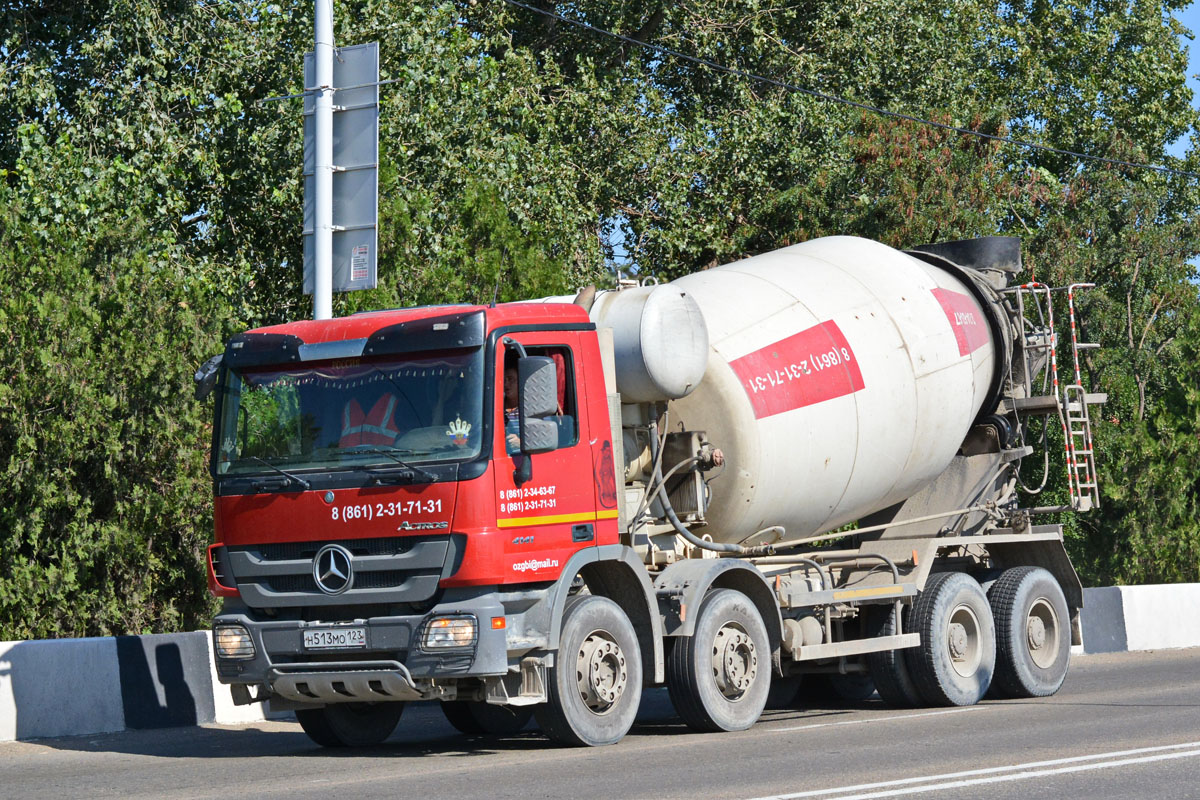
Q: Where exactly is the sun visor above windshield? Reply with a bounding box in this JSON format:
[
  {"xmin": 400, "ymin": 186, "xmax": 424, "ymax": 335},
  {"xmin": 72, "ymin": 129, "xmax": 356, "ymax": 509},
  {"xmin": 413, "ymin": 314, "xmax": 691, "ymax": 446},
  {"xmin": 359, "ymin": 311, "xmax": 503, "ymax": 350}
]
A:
[
  {"xmin": 363, "ymin": 310, "xmax": 486, "ymax": 356},
  {"xmin": 224, "ymin": 332, "xmax": 305, "ymax": 369}
]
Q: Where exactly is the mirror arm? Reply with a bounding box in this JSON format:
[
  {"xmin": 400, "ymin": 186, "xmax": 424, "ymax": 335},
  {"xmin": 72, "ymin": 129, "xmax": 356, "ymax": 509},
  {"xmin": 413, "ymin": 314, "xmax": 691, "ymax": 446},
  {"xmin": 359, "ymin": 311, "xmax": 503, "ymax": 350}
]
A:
[
  {"xmin": 513, "ymin": 456, "xmax": 533, "ymax": 487},
  {"xmin": 502, "ymin": 337, "xmax": 528, "ymax": 358}
]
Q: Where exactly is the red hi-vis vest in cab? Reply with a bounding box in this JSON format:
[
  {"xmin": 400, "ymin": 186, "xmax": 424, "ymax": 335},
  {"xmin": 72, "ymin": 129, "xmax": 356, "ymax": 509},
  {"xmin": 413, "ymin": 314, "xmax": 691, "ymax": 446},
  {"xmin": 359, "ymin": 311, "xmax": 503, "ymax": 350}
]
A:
[{"xmin": 339, "ymin": 395, "xmax": 400, "ymax": 447}]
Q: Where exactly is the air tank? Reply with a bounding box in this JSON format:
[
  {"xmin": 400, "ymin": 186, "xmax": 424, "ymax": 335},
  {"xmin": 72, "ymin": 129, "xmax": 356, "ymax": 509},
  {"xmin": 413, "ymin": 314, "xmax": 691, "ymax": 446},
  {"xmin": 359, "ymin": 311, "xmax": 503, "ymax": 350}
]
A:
[
  {"xmin": 535, "ymin": 283, "xmax": 711, "ymax": 403},
  {"xmin": 588, "ymin": 285, "xmax": 709, "ymax": 402}
]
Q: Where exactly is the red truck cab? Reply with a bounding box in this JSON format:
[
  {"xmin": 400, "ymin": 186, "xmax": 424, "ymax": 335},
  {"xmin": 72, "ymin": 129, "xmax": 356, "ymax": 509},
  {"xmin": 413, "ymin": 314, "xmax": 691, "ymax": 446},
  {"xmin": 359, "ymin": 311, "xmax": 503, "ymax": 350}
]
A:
[{"xmin": 205, "ymin": 302, "xmax": 646, "ymax": 743}]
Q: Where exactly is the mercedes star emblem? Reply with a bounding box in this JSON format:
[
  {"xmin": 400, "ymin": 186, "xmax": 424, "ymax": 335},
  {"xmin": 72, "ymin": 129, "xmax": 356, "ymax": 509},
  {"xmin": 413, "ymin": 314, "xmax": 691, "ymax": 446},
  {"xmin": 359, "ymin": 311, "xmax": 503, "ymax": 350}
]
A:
[{"xmin": 313, "ymin": 544, "xmax": 354, "ymax": 595}]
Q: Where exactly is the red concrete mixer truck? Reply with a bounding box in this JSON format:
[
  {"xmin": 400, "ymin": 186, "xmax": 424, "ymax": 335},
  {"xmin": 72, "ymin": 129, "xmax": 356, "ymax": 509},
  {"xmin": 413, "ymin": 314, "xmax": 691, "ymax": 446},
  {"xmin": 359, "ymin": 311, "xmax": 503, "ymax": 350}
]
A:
[{"xmin": 196, "ymin": 235, "xmax": 1104, "ymax": 747}]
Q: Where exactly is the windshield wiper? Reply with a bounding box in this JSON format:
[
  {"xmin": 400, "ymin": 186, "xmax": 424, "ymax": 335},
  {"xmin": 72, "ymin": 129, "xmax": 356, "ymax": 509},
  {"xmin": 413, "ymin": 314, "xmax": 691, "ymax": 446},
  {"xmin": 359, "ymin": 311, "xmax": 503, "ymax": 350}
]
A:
[
  {"xmin": 246, "ymin": 456, "xmax": 312, "ymax": 490},
  {"xmin": 349, "ymin": 448, "xmax": 437, "ymax": 484}
]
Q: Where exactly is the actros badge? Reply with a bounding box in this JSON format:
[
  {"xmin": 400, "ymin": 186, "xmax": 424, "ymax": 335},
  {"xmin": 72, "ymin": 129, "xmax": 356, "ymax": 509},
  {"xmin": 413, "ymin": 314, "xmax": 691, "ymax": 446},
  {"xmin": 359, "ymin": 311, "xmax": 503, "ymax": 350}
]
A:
[{"xmin": 313, "ymin": 544, "xmax": 354, "ymax": 595}]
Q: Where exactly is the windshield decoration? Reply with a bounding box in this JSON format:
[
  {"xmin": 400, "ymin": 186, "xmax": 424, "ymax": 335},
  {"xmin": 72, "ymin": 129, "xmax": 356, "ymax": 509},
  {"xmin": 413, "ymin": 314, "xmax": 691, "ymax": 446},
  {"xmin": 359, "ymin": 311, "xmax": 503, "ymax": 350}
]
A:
[{"xmin": 447, "ymin": 416, "xmax": 472, "ymax": 448}]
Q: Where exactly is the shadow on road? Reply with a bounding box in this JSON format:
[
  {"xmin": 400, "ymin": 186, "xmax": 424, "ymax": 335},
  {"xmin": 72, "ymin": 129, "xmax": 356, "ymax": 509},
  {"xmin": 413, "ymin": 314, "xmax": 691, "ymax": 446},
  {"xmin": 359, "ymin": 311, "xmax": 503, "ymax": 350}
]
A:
[{"xmin": 20, "ymin": 685, "xmax": 882, "ymax": 758}]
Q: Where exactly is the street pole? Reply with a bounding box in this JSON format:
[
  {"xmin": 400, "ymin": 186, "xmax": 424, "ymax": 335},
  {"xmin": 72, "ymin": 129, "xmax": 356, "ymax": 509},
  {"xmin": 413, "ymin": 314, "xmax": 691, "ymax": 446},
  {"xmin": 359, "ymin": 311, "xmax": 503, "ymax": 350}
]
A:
[{"xmin": 312, "ymin": 0, "xmax": 335, "ymax": 320}]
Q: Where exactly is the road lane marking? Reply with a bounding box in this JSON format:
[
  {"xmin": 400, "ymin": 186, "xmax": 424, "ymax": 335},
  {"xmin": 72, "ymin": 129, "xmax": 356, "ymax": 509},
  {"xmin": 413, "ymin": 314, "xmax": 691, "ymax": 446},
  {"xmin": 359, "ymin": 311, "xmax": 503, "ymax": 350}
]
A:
[
  {"xmin": 806, "ymin": 749, "xmax": 1200, "ymax": 799},
  {"xmin": 745, "ymin": 739, "xmax": 1200, "ymax": 800},
  {"xmin": 771, "ymin": 707, "xmax": 981, "ymax": 732}
]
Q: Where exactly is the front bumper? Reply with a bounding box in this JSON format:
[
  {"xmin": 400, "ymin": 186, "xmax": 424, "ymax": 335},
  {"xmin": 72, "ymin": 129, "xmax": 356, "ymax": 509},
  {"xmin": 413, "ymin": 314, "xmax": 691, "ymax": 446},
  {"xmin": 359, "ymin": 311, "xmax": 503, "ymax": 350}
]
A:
[{"xmin": 213, "ymin": 590, "xmax": 510, "ymax": 704}]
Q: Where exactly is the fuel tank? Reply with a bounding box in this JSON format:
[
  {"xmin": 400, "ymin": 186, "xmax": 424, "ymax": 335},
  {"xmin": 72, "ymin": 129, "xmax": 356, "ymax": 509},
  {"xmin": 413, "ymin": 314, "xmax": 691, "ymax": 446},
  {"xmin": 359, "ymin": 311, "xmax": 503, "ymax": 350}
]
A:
[{"xmin": 582, "ymin": 236, "xmax": 1009, "ymax": 544}]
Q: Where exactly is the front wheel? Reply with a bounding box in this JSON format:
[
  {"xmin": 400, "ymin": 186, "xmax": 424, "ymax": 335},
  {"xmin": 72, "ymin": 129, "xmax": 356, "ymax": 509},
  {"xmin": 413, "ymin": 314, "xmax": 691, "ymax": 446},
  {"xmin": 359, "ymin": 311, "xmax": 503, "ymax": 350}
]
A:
[
  {"xmin": 667, "ymin": 588, "xmax": 771, "ymax": 732},
  {"xmin": 904, "ymin": 572, "xmax": 996, "ymax": 706},
  {"xmin": 987, "ymin": 567, "xmax": 1071, "ymax": 698},
  {"xmin": 534, "ymin": 595, "xmax": 643, "ymax": 747},
  {"xmin": 441, "ymin": 701, "xmax": 533, "ymax": 736},
  {"xmin": 295, "ymin": 702, "xmax": 403, "ymax": 747}
]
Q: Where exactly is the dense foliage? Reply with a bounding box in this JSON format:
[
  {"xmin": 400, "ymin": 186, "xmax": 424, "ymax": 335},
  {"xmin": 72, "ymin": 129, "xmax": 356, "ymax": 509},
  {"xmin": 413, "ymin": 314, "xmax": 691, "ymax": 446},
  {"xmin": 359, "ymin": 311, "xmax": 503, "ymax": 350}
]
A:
[{"xmin": 2, "ymin": 0, "xmax": 1198, "ymax": 638}]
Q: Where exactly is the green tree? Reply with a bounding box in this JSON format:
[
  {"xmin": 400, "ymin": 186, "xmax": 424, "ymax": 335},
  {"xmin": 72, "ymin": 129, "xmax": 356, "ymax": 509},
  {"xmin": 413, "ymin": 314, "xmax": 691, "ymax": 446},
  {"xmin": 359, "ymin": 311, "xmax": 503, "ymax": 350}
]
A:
[{"xmin": 2, "ymin": 0, "xmax": 1199, "ymax": 637}]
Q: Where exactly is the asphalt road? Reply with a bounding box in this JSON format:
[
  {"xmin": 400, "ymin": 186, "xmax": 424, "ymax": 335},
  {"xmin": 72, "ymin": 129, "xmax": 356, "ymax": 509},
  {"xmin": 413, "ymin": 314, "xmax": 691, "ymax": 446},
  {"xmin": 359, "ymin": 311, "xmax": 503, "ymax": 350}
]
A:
[{"xmin": 3, "ymin": 649, "xmax": 1198, "ymax": 799}]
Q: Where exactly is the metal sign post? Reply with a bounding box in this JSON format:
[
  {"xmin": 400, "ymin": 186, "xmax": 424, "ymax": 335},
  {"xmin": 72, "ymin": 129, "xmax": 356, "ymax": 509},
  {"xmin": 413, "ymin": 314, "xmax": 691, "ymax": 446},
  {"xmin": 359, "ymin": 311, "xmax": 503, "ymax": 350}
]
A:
[
  {"xmin": 302, "ymin": 43, "xmax": 380, "ymax": 310},
  {"xmin": 292, "ymin": 0, "xmax": 379, "ymax": 316},
  {"xmin": 310, "ymin": 0, "xmax": 334, "ymax": 320}
]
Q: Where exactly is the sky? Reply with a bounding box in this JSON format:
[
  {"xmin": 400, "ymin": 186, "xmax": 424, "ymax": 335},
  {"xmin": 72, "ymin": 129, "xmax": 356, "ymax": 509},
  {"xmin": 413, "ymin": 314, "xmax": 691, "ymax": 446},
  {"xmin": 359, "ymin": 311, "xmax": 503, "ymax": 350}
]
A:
[{"xmin": 1169, "ymin": 2, "xmax": 1200, "ymax": 157}]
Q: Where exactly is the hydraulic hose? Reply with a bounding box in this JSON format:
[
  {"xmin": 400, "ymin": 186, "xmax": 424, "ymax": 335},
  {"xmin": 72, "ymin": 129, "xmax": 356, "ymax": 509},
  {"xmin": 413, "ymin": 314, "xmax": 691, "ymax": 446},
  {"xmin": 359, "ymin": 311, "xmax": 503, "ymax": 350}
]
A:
[{"xmin": 648, "ymin": 411, "xmax": 749, "ymax": 555}]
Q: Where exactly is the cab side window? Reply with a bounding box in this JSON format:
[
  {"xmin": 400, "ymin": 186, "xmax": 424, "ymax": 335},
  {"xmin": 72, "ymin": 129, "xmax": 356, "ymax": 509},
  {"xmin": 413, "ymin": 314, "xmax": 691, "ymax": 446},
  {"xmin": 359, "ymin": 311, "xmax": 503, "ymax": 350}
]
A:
[{"xmin": 503, "ymin": 344, "xmax": 579, "ymax": 450}]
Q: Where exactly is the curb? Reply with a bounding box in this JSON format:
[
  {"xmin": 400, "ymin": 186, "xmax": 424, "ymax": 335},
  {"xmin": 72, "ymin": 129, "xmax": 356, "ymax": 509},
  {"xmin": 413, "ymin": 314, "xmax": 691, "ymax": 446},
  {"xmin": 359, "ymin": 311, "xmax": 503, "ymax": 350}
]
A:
[{"xmin": 2, "ymin": 582, "xmax": 1198, "ymax": 742}]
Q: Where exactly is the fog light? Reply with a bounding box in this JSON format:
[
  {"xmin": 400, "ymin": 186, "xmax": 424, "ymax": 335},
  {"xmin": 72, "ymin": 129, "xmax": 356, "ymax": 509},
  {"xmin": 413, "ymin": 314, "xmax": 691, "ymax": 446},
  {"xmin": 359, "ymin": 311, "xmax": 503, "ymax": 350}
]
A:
[
  {"xmin": 421, "ymin": 616, "xmax": 477, "ymax": 649},
  {"xmin": 214, "ymin": 625, "xmax": 255, "ymax": 659}
]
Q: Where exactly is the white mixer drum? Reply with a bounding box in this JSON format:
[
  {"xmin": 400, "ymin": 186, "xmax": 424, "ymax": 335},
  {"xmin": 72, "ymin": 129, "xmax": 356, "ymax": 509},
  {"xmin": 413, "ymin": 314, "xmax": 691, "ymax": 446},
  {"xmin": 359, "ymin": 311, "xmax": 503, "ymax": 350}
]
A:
[{"xmin": 667, "ymin": 236, "xmax": 999, "ymax": 543}]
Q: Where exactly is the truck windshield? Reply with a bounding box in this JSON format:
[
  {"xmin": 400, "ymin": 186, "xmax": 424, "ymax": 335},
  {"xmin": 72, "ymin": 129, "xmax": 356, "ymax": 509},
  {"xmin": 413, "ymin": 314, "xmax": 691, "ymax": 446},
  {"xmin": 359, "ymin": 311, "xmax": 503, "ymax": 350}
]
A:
[{"xmin": 215, "ymin": 348, "xmax": 485, "ymax": 476}]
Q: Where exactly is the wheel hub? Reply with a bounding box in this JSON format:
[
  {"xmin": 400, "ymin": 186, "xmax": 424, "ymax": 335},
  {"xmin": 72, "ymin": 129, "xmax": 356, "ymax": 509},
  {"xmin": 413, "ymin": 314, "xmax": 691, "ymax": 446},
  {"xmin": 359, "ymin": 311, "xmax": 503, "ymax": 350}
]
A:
[
  {"xmin": 946, "ymin": 603, "xmax": 983, "ymax": 678},
  {"xmin": 1027, "ymin": 615, "xmax": 1047, "ymax": 651},
  {"xmin": 948, "ymin": 622, "xmax": 969, "ymax": 660},
  {"xmin": 1026, "ymin": 597, "xmax": 1060, "ymax": 668},
  {"xmin": 576, "ymin": 631, "xmax": 627, "ymax": 714},
  {"xmin": 712, "ymin": 624, "xmax": 757, "ymax": 700}
]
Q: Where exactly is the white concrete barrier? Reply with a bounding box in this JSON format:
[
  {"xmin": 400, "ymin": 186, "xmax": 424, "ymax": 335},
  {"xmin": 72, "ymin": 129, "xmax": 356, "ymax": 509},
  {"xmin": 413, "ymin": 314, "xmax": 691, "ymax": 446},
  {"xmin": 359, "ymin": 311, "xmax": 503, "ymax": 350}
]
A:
[
  {"xmin": 0, "ymin": 637, "xmax": 125, "ymax": 740},
  {"xmin": 1117, "ymin": 583, "xmax": 1200, "ymax": 652},
  {"xmin": 1079, "ymin": 586, "xmax": 1127, "ymax": 654}
]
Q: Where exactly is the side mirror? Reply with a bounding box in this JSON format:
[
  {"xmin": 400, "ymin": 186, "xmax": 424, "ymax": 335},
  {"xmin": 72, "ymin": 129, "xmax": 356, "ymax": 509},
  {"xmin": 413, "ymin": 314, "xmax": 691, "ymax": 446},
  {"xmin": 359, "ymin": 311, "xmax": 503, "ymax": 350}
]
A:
[
  {"xmin": 518, "ymin": 356, "xmax": 559, "ymax": 454},
  {"xmin": 194, "ymin": 354, "xmax": 224, "ymax": 401}
]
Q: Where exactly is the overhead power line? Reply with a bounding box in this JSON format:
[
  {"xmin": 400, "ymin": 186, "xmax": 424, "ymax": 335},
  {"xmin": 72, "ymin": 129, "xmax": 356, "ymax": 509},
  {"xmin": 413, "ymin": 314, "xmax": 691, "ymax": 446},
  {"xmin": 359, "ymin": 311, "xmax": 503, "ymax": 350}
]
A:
[{"xmin": 499, "ymin": 0, "xmax": 1200, "ymax": 180}]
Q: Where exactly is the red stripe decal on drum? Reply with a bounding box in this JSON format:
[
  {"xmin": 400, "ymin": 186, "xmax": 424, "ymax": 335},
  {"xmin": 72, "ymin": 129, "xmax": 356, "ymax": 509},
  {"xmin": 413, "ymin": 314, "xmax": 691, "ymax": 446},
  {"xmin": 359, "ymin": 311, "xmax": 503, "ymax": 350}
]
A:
[
  {"xmin": 931, "ymin": 288, "xmax": 989, "ymax": 356},
  {"xmin": 730, "ymin": 320, "xmax": 865, "ymax": 419}
]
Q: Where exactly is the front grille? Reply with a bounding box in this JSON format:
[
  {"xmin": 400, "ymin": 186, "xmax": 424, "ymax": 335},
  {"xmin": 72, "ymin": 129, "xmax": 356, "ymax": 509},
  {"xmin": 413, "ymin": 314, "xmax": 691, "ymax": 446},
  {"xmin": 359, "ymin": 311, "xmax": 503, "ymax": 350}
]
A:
[
  {"xmin": 253, "ymin": 537, "xmax": 420, "ymax": 561},
  {"xmin": 226, "ymin": 534, "xmax": 451, "ymax": 609},
  {"xmin": 262, "ymin": 570, "xmax": 419, "ymax": 594}
]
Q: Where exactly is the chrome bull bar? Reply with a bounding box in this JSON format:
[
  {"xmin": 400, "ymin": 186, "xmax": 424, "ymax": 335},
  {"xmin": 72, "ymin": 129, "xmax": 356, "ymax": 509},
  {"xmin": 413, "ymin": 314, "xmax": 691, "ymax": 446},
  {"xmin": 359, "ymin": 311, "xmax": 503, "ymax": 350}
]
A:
[{"xmin": 267, "ymin": 660, "xmax": 425, "ymax": 704}]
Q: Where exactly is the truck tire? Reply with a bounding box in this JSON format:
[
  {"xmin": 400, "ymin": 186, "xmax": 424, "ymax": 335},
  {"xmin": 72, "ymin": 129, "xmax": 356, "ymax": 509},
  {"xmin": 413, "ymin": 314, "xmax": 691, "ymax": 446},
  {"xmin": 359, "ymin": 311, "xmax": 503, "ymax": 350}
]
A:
[
  {"xmin": 667, "ymin": 588, "xmax": 771, "ymax": 732},
  {"xmin": 903, "ymin": 572, "xmax": 996, "ymax": 706},
  {"xmin": 534, "ymin": 595, "xmax": 642, "ymax": 747},
  {"xmin": 830, "ymin": 673, "xmax": 877, "ymax": 702},
  {"xmin": 765, "ymin": 676, "xmax": 802, "ymax": 709},
  {"xmin": 865, "ymin": 604, "xmax": 923, "ymax": 708},
  {"xmin": 793, "ymin": 673, "xmax": 877, "ymax": 705},
  {"xmin": 987, "ymin": 567, "xmax": 1071, "ymax": 698},
  {"xmin": 441, "ymin": 701, "xmax": 533, "ymax": 736},
  {"xmin": 295, "ymin": 702, "xmax": 403, "ymax": 747}
]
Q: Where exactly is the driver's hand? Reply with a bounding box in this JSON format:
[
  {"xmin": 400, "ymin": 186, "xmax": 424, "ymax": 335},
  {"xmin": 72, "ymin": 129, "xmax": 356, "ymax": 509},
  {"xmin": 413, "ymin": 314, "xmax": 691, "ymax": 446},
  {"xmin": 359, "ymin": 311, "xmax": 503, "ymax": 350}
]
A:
[{"xmin": 506, "ymin": 433, "xmax": 520, "ymax": 451}]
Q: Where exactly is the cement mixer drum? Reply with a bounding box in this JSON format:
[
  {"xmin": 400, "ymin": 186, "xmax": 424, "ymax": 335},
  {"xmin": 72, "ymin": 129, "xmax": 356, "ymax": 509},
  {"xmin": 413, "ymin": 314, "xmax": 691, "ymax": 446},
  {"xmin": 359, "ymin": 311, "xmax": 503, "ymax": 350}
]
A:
[{"xmin": 666, "ymin": 236, "xmax": 1005, "ymax": 543}]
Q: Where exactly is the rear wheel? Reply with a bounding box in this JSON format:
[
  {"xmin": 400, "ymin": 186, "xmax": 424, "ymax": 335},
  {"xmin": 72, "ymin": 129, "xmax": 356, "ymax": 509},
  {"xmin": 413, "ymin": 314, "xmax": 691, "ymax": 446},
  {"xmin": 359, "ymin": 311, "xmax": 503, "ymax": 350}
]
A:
[
  {"xmin": 987, "ymin": 567, "xmax": 1071, "ymax": 698},
  {"xmin": 866, "ymin": 603, "xmax": 923, "ymax": 708},
  {"xmin": 441, "ymin": 701, "xmax": 534, "ymax": 736},
  {"xmin": 534, "ymin": 595, "xmax": 642, "ymax": 747},
  {"xmin": 904, "ymin": 572, "xmax": 996, "ymax": 706},
  {"xmin": 295, "ymin": 702, "xmax": 403, "ymax": 747},
  {"xmin": 667, "ymin": 589, "xmax": 771, "ymax": 732}
]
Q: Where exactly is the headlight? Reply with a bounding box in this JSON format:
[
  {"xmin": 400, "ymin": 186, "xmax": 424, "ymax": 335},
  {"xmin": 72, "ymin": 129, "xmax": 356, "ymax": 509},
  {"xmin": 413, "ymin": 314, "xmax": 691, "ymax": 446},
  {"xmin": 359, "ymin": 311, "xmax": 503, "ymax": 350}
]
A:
[
  {"xmin": 214, "ymin": 625, "xmax": 256, "ymax": 659},
  {"xmin": 421, "ymin": 616, "xmax": 477, "ymax": 649}
]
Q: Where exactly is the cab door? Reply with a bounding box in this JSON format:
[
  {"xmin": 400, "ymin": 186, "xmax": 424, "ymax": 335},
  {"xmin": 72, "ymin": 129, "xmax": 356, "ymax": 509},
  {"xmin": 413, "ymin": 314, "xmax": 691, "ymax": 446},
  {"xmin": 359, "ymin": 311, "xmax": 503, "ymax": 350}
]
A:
[{"xmin": 492, "ymin": 332, "xmax": 598, "ymax": 581}]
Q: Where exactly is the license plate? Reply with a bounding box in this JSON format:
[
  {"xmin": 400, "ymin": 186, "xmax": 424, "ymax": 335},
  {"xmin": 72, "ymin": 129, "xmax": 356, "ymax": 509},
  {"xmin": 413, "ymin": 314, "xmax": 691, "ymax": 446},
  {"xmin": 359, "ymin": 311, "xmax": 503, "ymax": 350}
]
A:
[{"xmin": 303, "ymin": 627, "xmax": 367, "ymax": 650}]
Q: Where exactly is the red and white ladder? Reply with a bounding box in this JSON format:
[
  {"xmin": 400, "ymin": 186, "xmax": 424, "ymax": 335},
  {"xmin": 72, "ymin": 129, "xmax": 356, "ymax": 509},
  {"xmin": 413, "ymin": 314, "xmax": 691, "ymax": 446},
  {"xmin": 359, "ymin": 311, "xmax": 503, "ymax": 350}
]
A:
[
  {"xmin": 1013, "ymin": 281, "xmax": 1100, "ymax": 512},
  {"xmin": 1064, "ymin": 283, "xmax": 1099, "ymax": 511}
]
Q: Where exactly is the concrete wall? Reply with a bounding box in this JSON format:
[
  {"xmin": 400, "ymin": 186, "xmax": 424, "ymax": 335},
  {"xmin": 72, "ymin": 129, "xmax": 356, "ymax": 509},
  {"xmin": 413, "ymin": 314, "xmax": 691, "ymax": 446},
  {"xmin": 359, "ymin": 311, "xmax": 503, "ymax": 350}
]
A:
[
  {"xmin": 1081, "ymin": 583, "xmax": 1200, "ymax": 654},
  {"xmin": 2, "ymin": 582, "xmax": 1199, "ymax": 743},
  {"xmin": 0, "ymin": 637, "xmax": 125, "ymax": 741},
  {"xmin": 0, "ymin": 631, "xmax": 267, "ymax": 742}
]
